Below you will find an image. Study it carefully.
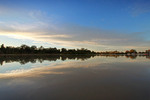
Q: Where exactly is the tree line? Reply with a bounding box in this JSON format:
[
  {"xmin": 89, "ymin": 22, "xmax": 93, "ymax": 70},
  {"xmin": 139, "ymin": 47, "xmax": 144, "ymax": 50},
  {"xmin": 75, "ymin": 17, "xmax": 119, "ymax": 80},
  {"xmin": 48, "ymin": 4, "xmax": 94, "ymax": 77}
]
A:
[
  {"xmin": 100, "ymin": 49, "xmax": 150, "ymax": 55},
  {"xmin": 0, "ymin": 44, "xmax": 149, "ymax": 55},
  {"xmin": 100, "ymin": 49, "xmax": 138, "ymax": 55},
  {"xmin": 0, "ymin": 44, "xmax": 97, "ymax": 54}
]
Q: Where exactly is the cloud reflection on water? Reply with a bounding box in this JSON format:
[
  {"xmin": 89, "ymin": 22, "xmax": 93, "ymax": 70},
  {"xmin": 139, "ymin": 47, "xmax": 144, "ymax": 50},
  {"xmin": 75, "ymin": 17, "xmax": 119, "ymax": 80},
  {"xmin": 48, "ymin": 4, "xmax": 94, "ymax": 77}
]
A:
[{"xmin": 0, "ymin": 56, "xmax": 150, "ymax": 100}]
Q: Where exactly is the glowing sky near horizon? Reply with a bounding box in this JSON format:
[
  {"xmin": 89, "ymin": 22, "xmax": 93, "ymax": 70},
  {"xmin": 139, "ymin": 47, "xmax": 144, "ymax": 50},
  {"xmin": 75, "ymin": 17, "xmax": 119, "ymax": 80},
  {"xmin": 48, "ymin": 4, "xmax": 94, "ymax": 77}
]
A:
[{"xmin": 0, "ymin": 0, "xmax": 150, "ymax": 51}]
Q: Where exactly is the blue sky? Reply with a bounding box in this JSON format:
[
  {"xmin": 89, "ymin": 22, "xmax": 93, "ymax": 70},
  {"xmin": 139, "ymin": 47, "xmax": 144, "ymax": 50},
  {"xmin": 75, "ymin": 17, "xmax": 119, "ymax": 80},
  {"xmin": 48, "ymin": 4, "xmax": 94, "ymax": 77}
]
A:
[{"xmin": 0, "ymin": 0, "xmax": 150, "ymax": 51}]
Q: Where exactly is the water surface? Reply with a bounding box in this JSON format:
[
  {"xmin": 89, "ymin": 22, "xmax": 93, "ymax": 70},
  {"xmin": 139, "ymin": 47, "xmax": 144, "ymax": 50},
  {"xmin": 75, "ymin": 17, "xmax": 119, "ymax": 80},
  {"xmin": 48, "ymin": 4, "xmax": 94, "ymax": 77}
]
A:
[{"xmin": 0, "ymin": 55, "xmax": 150, "ymax": 100}]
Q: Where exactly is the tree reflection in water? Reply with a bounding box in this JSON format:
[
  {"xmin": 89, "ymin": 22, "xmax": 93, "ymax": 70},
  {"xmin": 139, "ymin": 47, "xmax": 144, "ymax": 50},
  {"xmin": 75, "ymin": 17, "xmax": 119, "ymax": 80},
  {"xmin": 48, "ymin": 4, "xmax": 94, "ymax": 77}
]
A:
[
  {"xmin": 0, "ymin": 55, "xmax": 96, "ymax": 65},
  {"xmin": 0, "ymin": 54, "xmax": 149, "ymax": 66}
]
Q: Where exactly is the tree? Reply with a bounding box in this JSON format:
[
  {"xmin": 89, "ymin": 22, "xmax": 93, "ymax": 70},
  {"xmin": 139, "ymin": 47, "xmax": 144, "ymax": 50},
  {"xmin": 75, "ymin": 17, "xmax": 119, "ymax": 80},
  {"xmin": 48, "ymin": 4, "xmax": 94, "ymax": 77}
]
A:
[
  {"xmin": 125, "ymin": 50, "xmax": 129, "ymax": 54},
  {"xmin": 21, "ymin": 44, "xmax": 28, "ymax": 49},
  {"xmin": 129, "ymin": 49, "xmax": 137, "ymax": 54},
  {"xmin": 31, "ymin": 45, "xmax": 37, "ymax": 53},
  {"xmin": 0, "ymin": 44, "xmax": 5, "ymax": 53},
  {"xmin": 61, "ymin": 48, "xmax": 67, "ymax": 54}
]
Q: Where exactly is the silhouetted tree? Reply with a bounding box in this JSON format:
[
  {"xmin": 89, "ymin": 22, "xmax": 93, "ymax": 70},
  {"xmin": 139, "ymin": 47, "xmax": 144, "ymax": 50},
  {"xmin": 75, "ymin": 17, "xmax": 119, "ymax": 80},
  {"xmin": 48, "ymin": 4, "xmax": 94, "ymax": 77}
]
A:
[{"xmin": 0, "ymin": 44, "xmax": 98, "ymax": 55}]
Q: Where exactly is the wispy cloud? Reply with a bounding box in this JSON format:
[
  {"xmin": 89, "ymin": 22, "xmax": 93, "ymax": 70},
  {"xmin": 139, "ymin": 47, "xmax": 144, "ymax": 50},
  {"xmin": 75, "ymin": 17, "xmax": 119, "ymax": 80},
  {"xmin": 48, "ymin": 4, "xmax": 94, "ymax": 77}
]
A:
[
  {"xmin": 129, "ymin": 0, "xmax": 150, "ymax": 16},
  {"xmin": 0, "ymin": 5, "xmax": 149, "ymax": 51}
]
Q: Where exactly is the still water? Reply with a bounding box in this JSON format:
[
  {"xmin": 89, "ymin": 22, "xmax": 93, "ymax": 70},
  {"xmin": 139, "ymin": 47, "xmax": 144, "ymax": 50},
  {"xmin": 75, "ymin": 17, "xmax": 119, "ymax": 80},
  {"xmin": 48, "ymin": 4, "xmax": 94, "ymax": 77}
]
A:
[{"xmin": 0, "ymin": 55, "xmax": 150, "ymax": 100}]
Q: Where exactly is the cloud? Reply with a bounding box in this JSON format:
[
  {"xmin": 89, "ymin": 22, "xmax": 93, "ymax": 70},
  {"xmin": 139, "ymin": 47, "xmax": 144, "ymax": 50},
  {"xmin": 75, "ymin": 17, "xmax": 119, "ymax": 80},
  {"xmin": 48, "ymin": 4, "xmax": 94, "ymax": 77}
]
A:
[
  {"xmin": 129, "ymin": 0, "xmax": 150, "ymax": 16},
  {"xmin": 1, "ymin": 22, "xmax": 150, "ymax": 51},
  {"xmin": 0, "ymin": 6, "xmax": 150, "ymax": 51}
]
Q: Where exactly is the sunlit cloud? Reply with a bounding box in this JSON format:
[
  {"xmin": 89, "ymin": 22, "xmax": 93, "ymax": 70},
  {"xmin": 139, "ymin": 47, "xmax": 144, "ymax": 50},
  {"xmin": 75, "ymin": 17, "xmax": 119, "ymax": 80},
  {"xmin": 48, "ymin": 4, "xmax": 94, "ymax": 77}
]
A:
[{"xmin": 0, "ymin": 4, "xmax": 150, "ymax": 51}]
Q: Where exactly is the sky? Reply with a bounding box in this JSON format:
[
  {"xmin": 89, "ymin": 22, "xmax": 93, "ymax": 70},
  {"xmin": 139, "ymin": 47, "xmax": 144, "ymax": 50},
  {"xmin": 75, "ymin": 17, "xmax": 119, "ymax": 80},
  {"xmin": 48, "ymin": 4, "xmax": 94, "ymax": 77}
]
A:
[{"xmin": 0, "ymin": 0, "xmax": 150, "ymax": 51}]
